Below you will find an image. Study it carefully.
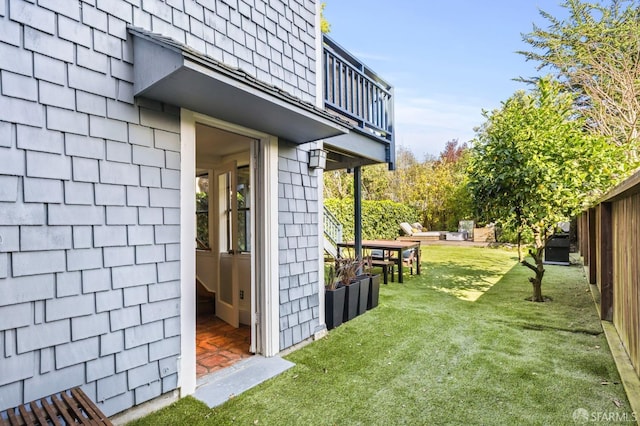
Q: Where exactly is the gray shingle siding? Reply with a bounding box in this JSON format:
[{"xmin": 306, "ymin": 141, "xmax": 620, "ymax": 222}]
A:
[
  {"xmin": 278, "ymin": 142, "xmax": 320, "ymax": 350},
  {"xmin": 0, "ymin": 0, "xmax": 321, "ymax": 417}
]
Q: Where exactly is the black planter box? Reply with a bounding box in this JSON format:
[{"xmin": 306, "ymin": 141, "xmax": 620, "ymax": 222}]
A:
[
  {"xmin": 356, "ymin": 275, "xmax": 369, "ymax": 315},
  {"xmin": 342, "ymin": 280, "xmax": 360, "ymax": 322},
  {"xmin": 367, "ymin": 274, "xmax": 381, "ymax": 310},
  {"xmin": 325, "ymin": 286, "xmax": 346, "ymax": 330}
]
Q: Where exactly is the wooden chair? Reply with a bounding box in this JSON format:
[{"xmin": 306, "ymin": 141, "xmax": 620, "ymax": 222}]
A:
[
  {"xmin": 403, "ymin": 249, "xmax": 416, "ymax": 275},
  {"xmin": 390, "ymin": 248, "xmax": 416, "ymax": 277}
]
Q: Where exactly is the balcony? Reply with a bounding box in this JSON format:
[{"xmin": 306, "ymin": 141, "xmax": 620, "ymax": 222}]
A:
[{"xmin": 322, "ymin": 35, "xmax": 395, "ymax": 170}]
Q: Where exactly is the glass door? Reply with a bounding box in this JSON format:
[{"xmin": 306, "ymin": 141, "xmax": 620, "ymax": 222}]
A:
[{"xmin": 215, "ymin": 162, "xmax": 239, "ymax": 328}]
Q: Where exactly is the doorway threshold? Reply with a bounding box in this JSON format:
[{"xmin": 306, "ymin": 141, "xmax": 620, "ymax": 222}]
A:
[{"xmin": 193, "ymin": 355, "xmax": 295, "ymax": 408}]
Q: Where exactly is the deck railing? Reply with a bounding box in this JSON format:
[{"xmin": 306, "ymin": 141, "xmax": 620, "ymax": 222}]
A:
[
  {"xmin": 323, "ymin": 205, "xmax": 343, "ymax": 258},
  {"xmin": 323, "ymin": 35, "xmax": 393, "ymax": 143}
]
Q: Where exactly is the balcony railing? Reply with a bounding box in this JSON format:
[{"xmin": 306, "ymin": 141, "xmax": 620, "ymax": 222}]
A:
[{"xmin": 323, "ymin": 35, "xmax": 393, "ymax": 143}]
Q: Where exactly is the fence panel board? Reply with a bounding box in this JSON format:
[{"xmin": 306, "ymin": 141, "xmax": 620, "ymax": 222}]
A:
[{"xmin": 612, "ymin": 194, "xmax": 640, "ymax": 377}]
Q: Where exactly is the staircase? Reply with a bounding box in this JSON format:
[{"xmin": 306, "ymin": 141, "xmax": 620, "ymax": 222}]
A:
[
  {"xmin": 323, "ymin": 206, "xmax": 343, "ymax": 259},
  {"xmin": 196, "ymin": 276, "xmax": 215, "ymax": 315}
]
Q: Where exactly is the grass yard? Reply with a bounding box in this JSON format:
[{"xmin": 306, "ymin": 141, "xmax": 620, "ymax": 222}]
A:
[{"xmin": 129, "ymin": 246, "xmax": 632, "ymax": 425}]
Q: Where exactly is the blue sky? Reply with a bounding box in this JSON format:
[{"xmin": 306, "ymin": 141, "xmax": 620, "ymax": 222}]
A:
[{"xmin": 323, "ymin": 1, "xmax": 568, "ymax": 159}]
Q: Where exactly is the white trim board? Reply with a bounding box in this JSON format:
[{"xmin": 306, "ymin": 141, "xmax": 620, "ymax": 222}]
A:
[
  {"xmin": 179, "ymin": 109, "xmax": 280, "ymax": 397},
  {"xmin": 179, "ymin": 109, "xmax": 197, "ymax": 396}
]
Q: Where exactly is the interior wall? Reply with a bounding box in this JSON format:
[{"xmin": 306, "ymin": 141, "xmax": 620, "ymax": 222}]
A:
[
  {"xmin": 238, "ymin": 254, "xmax": 251, "ymax": 325},
  {"xmin": 219, "ymin": 254, "xmax": 251, "ymax": 325},
  {"xmin": 195, "ymin": 251, "xmax": 216, "ymax": 293}
]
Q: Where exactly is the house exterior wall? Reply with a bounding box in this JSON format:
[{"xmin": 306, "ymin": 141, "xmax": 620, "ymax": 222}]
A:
[
  {"xmin": 277, "ymin": 142, "xmax": 321, "ymax": 350},
  {"xmin": 0, "ymin": 0, "xmax": 320, "ymax": 417}
]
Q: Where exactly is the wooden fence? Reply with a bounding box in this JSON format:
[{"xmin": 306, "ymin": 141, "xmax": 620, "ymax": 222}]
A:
[{"xmin": 578, "ymin": 169, "xmax": 640, "ymax": 379}]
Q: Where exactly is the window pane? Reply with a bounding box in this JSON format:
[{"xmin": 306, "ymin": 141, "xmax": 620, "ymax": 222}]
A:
[
  {"xmin": 237, "ymin": 209, "xmax": 251, "ymax": 252},
  {"xmin": 237, "ymin": 166, "xmax": 250, "ymax": 208},
  {"xmin": 219, "ymin": 171, "xmax": 232, "ymax": 252},
  {"xmin": 237, "ymin": 166, "xmax": 251, "ymax": 252},
  {"xmin": 196, "ymin": 175, "xmax": 210, "ymax": 249}
]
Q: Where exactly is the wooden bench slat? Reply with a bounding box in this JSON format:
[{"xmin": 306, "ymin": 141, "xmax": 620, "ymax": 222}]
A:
[
  {"xmin": 60, "ymin": 390, "xmax": 87, "ymax": 423},
  {"xmin": 70, "ymin": 389, "xmax": 98, "ymax": 425},
  {"xmin": 5, "ymin": 409, "xmax": 20, "ymax": 426},
  {"xmin": 72, "ymin": 388, "xmax": 98, "ymax": 418},
  {"xmin": 1, "ymin": 387, "xmax": 111, "ymax": 426},
  {"xmin": 70, "ymin": 389, "xmax": 105, "ymax": 426},
  {"xmin": 28, "ymin": 401, "xmax": 47, "ymax": 426},
  {"xmin": 370, "ymin": 259, "xmax": 396, "ymax": 284},
  {"xmin": 72, "ymin": 388, "xmax": 113, "ymax": 426},
  {"xmin": 17, "ymin": 405, "xmax": 32, "ymax": 425},
  {"xmin": 39, "ymin": 398, "xmax": 62, "ymax": 426},
  {"xmin": 0, "ymin": 413, "xmax": 11, "ymax": 426},
  {"xmin": 371, "ymin": 259, "xmax": 396, "ymax": 265},
  {"xmin": 50, "ymin": 393, "xmax": 77, "ymax": 425}
]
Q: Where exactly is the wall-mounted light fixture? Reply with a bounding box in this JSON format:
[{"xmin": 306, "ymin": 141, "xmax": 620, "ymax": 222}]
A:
[{"xmin": 308, "ymin": 149, "xmax": 327, "ymax": 170}]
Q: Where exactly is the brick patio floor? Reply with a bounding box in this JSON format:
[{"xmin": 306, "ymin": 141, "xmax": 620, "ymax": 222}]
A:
[{"xmin": 196, "ymin": 314, "xmax": 252, "ymax": 377}]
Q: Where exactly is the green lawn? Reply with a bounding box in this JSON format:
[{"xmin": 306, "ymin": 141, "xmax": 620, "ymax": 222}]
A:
[{"xmin": 129, "ymin": 246, "xmax": 632, "ymax": 425}]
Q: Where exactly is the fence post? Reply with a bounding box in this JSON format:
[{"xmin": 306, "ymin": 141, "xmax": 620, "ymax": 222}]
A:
[
  {"xmin": 588, "ymin": 208, "xmax": 597, "ymax": 284},
  {"xmin": 584, "ymin": 212, "xmax": 589, "ymax": 262},
  {"xmin": 599, "ymin": 202, "xmax": 613, "ymax": 321}
]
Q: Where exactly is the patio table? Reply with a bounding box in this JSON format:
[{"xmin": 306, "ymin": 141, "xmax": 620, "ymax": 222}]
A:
[{"xmin": 337, "ymin": 239, "xmax": 421, "ymax": 283}]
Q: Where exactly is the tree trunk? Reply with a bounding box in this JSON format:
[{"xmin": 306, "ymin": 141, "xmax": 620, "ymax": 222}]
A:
[
  {"xmin": 517, "ymin": 229, "xmax": 523, "ymax": 262},
  {"xmin": 516, "ymin": 211, "xmax": 524, "ymax": 262},
  {"xmin": 531, "ymin": 277, "xmax": 543, "ymax": 301},
  {"xmin": 521, "ymin": 230, "xmax": 546, "ymax": 302}
]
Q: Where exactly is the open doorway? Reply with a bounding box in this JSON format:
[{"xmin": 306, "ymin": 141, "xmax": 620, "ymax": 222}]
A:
[{"xmin": 194, "ymin": 123, "xmax": 255, "ymax": 377}]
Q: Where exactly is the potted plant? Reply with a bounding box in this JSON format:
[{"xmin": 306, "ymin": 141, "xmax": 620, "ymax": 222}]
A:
[
  {"xmin": 364, "ymin": 256, "xmax": 381, "ymax": 310},
  {"xmin": 336, "ymin": 257, "xmax": 363, "ymax": 322},
  {"xmin": 324, "ymin": 264, "xmax": 345, "ymax": 330},
  {"xmin": 356, "ymin": 270, "xmax": 370, "ymax": 315},
  {"xmin": 355, "ymin": 259, "xmax": 371, "ymax": 315}
]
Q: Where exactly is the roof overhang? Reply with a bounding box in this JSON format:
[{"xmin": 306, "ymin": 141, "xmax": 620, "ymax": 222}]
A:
[{"xmin": 129, "ymin": 27, "xmax": 349, "ymax": 144}]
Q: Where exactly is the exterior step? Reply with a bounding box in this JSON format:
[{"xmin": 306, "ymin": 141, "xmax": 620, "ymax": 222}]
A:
[{"xmin": 194, "ymin": 356, "xmax": 294, "ymax": 407}]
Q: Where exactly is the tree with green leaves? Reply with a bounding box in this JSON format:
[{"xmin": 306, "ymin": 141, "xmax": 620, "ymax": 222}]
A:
[
  {"xmin": 520, "ymin": 0, "xmax": 640, "ymax": 161},
  {"xmin": 324, "ymin": 143, "xmax": 473, "ymax": 232},
  {"xmin": 468, "ymin": 77, "xmax": 626, "ymax": 302},
  {"xmin": 320, "ymin": 2, "xmax": 330, "ymax": 33},
  {"xmin": 426, "ymin": 140, "xmax": 473, "ymax": 231}
]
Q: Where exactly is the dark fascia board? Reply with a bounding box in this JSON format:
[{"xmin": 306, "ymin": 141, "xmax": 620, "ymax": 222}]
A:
[
  {"xmin": 129, "ymin": 27, "xmax": 350, "ymax": 144},
  {"xmin": 324, "ymin": 127, "xmax": 390, "ymax": 170}
]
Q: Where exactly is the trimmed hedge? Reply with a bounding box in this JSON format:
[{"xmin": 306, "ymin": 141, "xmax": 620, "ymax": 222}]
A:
[{"xmin": 325, "ymin": 199, "xmax": 419, "ymax": 241}]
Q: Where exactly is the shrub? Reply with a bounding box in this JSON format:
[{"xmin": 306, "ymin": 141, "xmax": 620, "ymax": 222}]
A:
[
  {"xmin": 495, "ymin": 222, "xmax": 534, "ymax": 244},
  {"xmin": 325, "ymin": 199, "xmax": 419, "ymax": 241}
]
